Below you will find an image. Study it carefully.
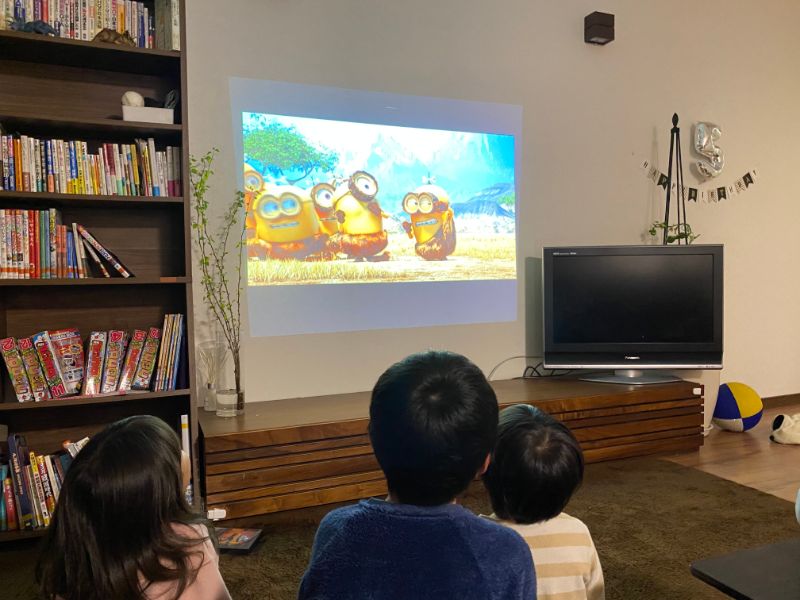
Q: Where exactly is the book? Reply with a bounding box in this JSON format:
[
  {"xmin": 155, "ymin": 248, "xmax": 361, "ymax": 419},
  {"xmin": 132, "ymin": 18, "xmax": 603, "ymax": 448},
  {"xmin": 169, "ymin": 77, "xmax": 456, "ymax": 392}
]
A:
[
  {"xmin": 101, "ymin": 330, "xmax": 128, "ymax": 393},
  {"xmin": 49, "ymin": 328, "xmax": 84, "ymax": 395},
  {"xmin": 118, "ymin": 329, "xmax": 146, "ymax": 391},
  {"xmin": 0, "ymin": 337, "xmax": 33, "ymax": 402},
  {"xmin": 64, "ymin": 437, "xmax": 90, "ymax": 459},
  {"xmin": 32, "ymin": 331, "xmax": 70, "ymax": 398},
  {"xmin": 77, "ymin": 224, "xmax": 133, "ymax": 278},
  {"xmin": 168, "ymin": 314, "xmax": 184, "ymax": 390},
  {"xmin": 29, "ymin": 452, "xmax": 51, "ymax": 527},
  {"xmin": 7, "ymin": 434, "xmax": 34, "ymax": 530},
  {"xmin": 0, "ymin": 464, "xmax": 7, "ymax": 531},
  {"xmin": 3, "ymin": 475, "xmax": 17, "ymax": 531},
  {"xmin": 154, "ymin": 314, "xmax": 174, "ymax": 391},
  {"xmin": 81, "ymin": 237, "xmax": 110, "ymax": 278},
  {"xmin": 44, "ymin": 455, "xmax": 61, "ymax": 502},
  {"xmin": 216, "ymin": 528, "xmax": 263, "ymax": 553},
  {"xmin": 131, "ymin": 327, "xmax": 161, "ymax": 390},
  {"xmin": 36, "ymin": 455, "xmax": 56, "ymax": 516},
  {"xmin": 18, "ymin": 337, "xmax": 51, "ymax": 402},
  {"xmin": 83, "ymin": 331, "xmax": 107, "ymax": 396}
]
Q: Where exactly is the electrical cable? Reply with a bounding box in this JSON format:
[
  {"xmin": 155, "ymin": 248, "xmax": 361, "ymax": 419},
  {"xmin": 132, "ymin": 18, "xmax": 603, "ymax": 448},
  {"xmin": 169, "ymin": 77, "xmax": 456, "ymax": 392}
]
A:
[{"xmin": 487, "ymin": 355, "xmax": 541, "ymax": 381}]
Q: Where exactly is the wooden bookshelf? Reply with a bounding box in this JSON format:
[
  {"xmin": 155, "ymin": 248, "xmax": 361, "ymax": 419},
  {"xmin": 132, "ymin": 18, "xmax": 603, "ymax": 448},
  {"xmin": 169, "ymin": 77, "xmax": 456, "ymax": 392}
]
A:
[{"xmin": 0, "ymin": 1, "xmax": 196, "ymax": 540}]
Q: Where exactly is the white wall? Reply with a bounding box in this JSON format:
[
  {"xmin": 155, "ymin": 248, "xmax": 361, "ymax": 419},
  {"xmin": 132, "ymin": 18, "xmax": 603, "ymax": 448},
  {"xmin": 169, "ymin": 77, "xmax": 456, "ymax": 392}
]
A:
[{"xmin": 186, "ymin": 0, "xmax": 800, "ymax": 401}]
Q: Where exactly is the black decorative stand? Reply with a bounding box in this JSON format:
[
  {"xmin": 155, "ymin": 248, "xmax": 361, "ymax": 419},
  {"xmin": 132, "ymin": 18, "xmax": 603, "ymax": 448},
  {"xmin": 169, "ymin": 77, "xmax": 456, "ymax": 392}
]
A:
[{"xmin": 662, "ymin": 113, "xmax": 688, "ymax": 245}]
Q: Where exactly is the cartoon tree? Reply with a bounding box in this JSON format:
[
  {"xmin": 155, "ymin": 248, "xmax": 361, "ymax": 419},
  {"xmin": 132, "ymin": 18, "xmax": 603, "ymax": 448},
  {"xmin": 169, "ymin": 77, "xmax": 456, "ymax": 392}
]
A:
[{"xmin": 243, "ymin": 122, "xmax": 338, "ymax": 185}]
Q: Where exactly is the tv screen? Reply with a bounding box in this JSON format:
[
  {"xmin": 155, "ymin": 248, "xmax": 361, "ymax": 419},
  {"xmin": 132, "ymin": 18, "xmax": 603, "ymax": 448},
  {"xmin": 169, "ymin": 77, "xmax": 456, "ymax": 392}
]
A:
[{"xmin": 543, "ymin": 245, "xmax": 723, "ymax": 374}]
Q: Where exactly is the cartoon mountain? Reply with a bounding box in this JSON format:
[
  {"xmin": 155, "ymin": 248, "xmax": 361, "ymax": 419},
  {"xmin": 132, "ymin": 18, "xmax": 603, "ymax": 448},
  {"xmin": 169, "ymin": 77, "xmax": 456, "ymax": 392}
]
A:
[
  {"xmin": 450, "ymin": 183, "xmax": 516, "ymax": 234},
  {"xmin": 452, "ymin": 183, "xmax": 515, "ymax": 218}
]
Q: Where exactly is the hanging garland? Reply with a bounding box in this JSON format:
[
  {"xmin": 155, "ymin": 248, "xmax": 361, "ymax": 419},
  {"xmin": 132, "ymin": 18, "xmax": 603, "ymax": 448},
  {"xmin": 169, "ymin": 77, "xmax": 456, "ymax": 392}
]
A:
[{"xmin": 640, "ymin": 159, "xmax": 758, "ymax": 202}]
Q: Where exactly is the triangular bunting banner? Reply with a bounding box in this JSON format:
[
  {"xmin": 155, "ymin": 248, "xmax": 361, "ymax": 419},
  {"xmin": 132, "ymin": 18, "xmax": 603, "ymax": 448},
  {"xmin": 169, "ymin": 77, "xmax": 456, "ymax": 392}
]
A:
[{"xmin": 640, "ymin": 159, "xmax": 759, "ymax": 202}]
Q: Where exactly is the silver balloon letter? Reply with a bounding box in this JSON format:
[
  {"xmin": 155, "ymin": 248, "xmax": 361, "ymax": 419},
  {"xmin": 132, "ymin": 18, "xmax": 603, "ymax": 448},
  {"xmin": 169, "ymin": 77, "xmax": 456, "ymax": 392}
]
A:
[{"xmin": 693, "ymin": 122, "xmax": 724, "ymax": 179}]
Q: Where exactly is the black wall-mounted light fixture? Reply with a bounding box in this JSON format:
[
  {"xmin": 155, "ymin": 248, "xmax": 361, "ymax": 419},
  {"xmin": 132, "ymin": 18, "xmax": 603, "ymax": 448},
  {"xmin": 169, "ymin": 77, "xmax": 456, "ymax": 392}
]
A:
[{"xmin": 584, "ymin": 11, "xmax": 614, "ymax": 45}]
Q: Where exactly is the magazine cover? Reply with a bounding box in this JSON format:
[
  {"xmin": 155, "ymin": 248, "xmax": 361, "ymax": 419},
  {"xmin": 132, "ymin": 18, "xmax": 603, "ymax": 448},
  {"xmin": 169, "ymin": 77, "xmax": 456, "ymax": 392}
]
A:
[
  {"xmin": 118, "ymin": 329, "xmax": 147, "ymax": 391},
  {"xmin": 32, "ymin": 331, "xmax": 70, "ymax": 398},
  {"xmin": 101, "ymin": 330, "xmax": 129, "ymax": 393},
  {"xmin": 216, "ymin": 527, "xmax": 262, "ymax": 553},
  {"xmin": 132, "ymin": 327, "xmax": 161, "ymax": 390},
  {"xmin": 83, "ymin": 331, "xmax": 107, "ymax": 396},
  {"xmin": 0, "ymin": 337, "xmax": 33, "ymax": 402},
  {"xmin": 49, "ymin": 328, "xmax": 84, "ymax": 395},
  {"xmin": 17, "ymin": 337, "xmax": 51, "ymax": 401}
]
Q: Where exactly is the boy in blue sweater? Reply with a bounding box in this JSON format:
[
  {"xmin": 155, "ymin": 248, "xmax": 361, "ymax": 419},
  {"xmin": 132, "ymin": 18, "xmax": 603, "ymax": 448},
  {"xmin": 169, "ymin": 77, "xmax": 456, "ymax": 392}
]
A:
[{"xmin": 299, "ymin": 351, "xmax": 536, "ymax": 600}]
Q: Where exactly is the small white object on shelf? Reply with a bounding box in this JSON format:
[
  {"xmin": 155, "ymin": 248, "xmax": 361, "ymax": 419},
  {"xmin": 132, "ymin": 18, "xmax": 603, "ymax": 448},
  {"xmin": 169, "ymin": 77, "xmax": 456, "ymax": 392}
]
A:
[
  {"xmin": 121, "ymin": 91, "xmax": 145, "ymax": 107},
  {"xmin": 122, "ymin": 105, "xmax": 175, "ymax": 124}
]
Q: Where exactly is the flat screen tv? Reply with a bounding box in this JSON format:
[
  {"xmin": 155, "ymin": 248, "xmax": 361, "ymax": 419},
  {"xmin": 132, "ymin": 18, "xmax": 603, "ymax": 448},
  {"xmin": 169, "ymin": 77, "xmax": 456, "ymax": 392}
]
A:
[{"xmin": 543, "ymin": 245, "xmax": 723, "ymax": 384}]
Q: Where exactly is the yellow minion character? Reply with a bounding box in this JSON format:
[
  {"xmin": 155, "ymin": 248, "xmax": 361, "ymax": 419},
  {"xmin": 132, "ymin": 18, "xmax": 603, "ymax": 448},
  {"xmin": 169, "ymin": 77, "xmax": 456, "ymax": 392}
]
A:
[
  {"xmin": 248, "ymin": 185, "xmax": 330, "ymax": 260},
  {"xmin": 332, "ymin": 171, "xmax": 390, "ymax": 261},
  {"xmin": 401, "ymin": 184, "xmax": 456, "ymax": 260}
]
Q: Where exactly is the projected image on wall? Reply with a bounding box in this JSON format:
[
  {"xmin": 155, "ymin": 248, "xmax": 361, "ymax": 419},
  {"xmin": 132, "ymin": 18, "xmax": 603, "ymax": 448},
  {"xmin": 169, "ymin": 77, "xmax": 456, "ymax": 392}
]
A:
[{"xmin": 242, "ymin": 113, "xmax": 516, "ymax": 286}]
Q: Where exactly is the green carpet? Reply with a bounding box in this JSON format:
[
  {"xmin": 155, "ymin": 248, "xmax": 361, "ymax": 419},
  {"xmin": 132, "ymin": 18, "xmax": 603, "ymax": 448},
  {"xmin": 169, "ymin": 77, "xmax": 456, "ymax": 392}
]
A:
[{"xmin": 1, "ymin": 458, "xmax": 797, "ymax": 599}]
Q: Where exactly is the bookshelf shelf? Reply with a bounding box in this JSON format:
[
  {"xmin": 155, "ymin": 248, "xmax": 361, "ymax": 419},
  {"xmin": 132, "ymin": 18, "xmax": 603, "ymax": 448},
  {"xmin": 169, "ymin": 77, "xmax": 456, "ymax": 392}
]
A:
[
  {"xmin": 0, "ymin": 190, "xmax": 184, "ymax": 207},
  {"xmin": 0, "ymin": 112, "xmax": 182, "ymax": 142},
  {"xmin": 0, "ymin": 389, "xmax": 190, "ymax": 412},
  {"xmin": 0, "ymin": 528, "xmax": 46, "ymax": 542},
  {"xmin": 0, "ymin": 30, "xmax": 180, "ymax": 75},
  {"xmin": 0, "ymin": 276, "xmax": 189, "ymax": 287}
]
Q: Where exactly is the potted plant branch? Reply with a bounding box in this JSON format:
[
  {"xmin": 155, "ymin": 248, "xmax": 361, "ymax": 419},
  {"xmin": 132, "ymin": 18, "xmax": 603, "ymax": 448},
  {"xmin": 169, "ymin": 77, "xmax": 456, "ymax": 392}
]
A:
[
  {"xmin": 190, "ymin": 148, "xmax": 246, "ymax": 415},
  {"xmin": 648, "ymin": 221, "xmax": 699, "ymax": 244}
]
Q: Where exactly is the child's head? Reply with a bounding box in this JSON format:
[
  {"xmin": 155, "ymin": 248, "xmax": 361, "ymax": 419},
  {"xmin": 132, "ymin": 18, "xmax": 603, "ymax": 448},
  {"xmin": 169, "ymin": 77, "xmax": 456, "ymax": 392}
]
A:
[
  {"xmin": 37, "ymin": 415, "xmax": 206, "ymax": 600},
  {"xmin": 483, "ymin": 404, "xmax": 584, "ymax": 524},
  {"xmin": 369, "ymin": 350, "xmax": 498, "ymax": 506}
]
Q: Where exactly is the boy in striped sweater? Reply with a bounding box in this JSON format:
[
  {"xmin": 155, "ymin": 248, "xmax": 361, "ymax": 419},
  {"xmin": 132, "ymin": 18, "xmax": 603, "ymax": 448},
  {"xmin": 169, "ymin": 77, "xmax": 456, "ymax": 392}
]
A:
[{"xmin": 483, "ymin": 404, "xmax": 605, "ymax": 600}]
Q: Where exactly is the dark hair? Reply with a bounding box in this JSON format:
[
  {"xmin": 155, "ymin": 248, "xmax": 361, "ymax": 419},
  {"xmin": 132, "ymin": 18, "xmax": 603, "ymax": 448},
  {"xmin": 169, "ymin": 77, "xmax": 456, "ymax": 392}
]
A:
[
  {"xmin": 369, "ymin": 351, "xmax": 498, "ymax": 506},
  {"xmin": 36, "ymin": 415, "xmax": 212, "ymax": 600},
  {"xmin": 483, "ymin": 404, "xmax": 584, "ymax": 524}
]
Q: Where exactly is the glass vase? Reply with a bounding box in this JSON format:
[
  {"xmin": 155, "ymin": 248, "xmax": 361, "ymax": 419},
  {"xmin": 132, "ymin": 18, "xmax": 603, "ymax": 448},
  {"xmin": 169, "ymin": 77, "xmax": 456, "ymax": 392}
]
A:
[{"xmin": 216, "ymin": 389, "xmax": 239, "ymax": 418}]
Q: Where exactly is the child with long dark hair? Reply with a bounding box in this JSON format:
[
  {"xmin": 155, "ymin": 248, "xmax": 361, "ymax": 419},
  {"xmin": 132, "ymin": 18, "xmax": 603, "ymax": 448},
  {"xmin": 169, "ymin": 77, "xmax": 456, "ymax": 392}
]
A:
[{"xmin": 36, "ymin": 415, "xmax": 231, "ymax": 600}]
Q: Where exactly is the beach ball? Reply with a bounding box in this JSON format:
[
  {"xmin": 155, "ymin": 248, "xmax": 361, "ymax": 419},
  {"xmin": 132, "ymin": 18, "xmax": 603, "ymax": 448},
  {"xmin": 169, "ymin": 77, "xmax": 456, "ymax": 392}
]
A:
[{"xmin": 712, "ymin": 382, "xmax": 763, "ymax": 432}]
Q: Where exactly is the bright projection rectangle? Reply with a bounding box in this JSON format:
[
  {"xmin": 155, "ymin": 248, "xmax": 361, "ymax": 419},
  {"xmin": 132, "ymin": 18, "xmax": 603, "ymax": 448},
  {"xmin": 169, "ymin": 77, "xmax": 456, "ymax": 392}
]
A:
[{"xmin": 230, "ymin": 78, "xmax": 521, "ymax": 336}]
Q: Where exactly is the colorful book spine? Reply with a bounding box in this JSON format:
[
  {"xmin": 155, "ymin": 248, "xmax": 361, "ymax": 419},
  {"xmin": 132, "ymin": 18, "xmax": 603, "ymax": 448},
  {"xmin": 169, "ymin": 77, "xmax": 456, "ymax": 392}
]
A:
[
  {"xmin": 32, "ymin": 331, "xmax": 69, "ymax": 398},
  {"xmin": 45, "ymin": 454, "xmax": 60, "ymax": 502},
  {"xmin": 28, "ymin": 458, "xmax": 49, "ymax": 528},
  {"xmin": 100, "ymin": 329, "xmax": 128, "ymax": 393},
  {"xmin": 29, "ymin": 453, "xmax": 51, "ymax": 526},
  {"xmin": 3, "ymin": 476, "xmax": 17, "ymax": 531},
  {"xmin": 77, "ymin": 224, "xmax": 132, "ymax": 277},
  {"xmin": 0, "ymin": 337, "xmax": 33, "ymax": 402},
  {"xmin": 83, "ymin": 331, "xmax": 107, "ymax": 395},
  {"xmin": 117, "ymin": 329, "xmax": 146, "ymax": 391},
  {"xmin": 131, "ymin": 327, "xmax": 160, "ymax": 390},
  {"xmin": 0, "ymin": 464, "xmax": 7, "ymax": 531},
  {"xmin": 36, "ymin": 455, "xmax": 56, "ymax": 516},
  {"xmin": 154, "ymin": 314, "xmax": 173, "ymax": 391},
  {"xmin": 8, "ymin": 435, "xmax": 34, "ymax": 530},
  {"xmin": 18, "ymin": 337, "xmax": 51, "ymax": 401},
  {"xmin": 81, "ymin": 237, "xmax": 110, "ymax": 277},
  {"xmin": 169, "ymin": 314, "xmax": 184, "ymax": 390}
]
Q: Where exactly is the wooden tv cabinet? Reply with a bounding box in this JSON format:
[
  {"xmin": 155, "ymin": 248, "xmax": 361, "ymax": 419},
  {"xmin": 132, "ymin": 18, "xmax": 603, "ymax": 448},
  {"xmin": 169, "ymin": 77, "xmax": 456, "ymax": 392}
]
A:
[{"xmin": 198, "ymin": 378, "xmax": 703, "ymax": 520}]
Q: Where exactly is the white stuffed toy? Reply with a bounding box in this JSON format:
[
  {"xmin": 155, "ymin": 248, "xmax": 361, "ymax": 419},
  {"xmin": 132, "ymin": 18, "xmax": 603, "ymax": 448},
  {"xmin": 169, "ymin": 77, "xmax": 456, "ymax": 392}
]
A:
[{"xmin": 770, "ymin": 413, "xmax": 800, "ymax": 444}]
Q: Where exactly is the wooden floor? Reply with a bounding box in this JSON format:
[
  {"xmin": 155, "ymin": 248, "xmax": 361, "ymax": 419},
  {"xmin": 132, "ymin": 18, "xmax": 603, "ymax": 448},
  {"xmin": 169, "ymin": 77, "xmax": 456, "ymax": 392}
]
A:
[{"xmin": 666, "ymin": 400, "xmax": 800, "ymax": 502}]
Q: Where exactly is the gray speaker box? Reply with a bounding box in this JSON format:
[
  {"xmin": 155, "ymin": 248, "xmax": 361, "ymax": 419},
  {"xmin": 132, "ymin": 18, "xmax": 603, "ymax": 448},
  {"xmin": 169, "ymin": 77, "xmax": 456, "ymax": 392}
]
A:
[{"xmin": 524, "ymin": 257, "xmax": 543, "ymax": 360}]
